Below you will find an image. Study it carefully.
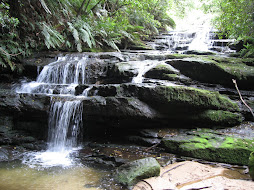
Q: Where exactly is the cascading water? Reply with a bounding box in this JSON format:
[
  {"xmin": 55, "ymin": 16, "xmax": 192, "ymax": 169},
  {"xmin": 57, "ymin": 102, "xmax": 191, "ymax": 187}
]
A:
[
  {"xmin": 153, "ymin": 6, "xmax": 235, "ymax": 53},
  {"xmin": 18, "ymin": 54, "xmax": 90, "ymax": 168},
  {"xmin": 17, "ymin": 55, "xmax": 89, "ymax": 95},
  {"xmin": 131, "ymin": 61, "xmax": 158, "ymax": 83},
  {"xmin": 47, "ymin": 99, "xmax": 83, "ymax": 152}
]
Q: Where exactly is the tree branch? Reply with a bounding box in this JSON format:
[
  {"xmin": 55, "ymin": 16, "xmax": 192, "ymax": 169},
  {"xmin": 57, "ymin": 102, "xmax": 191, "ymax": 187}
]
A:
[
  {"xmin": 77, "ymin": 0, "xmax": 87, "ymax": 17},
  {"xmin": 232, "ymin": 79, "xmax": 254, "ymax": 118},
  {"xmin": 88, "ymin": 0, "xmax": 104, "ymax": 14}
]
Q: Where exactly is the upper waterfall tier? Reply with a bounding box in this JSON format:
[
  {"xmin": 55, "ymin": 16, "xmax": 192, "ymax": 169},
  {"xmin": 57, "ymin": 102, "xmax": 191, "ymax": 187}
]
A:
[{"xmin": 37, "ymin": 55, "xmax": 89, "ymax": 85}]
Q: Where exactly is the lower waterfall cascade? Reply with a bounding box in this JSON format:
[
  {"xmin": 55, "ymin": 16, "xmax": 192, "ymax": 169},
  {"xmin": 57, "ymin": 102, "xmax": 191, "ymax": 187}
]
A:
[{"xmin": 17, "ymin": 55, "xmax": 91, "ymax": 167}]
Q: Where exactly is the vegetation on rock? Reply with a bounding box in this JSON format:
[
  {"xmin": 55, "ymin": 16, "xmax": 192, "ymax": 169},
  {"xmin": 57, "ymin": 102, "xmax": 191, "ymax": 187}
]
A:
[
  {"xmin": 162, "ymin": 129, "xmax": 254, "ymax": 165},
  {"xmin": 249, "ymin": 152, "xmax": 254, "ymax": 180},
  {"xmin": 114, "ymin": 157, "xmax": 160, "ymax": 186}
]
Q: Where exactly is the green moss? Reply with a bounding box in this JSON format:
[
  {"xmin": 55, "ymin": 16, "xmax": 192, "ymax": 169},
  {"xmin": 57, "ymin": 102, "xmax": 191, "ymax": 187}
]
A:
[
  {"xmin": 194, "ymin": 110, "xmax": 243, "ymax": 126},
  {"xmin": 249, "ymin": 152, "xmax": 254, "ymax": 180},
  {"xmin": 158, "ymin": 85, "xmax": 240, "ymax": 112},
  {"xmin": 162, "ymin": 129, "xmax": 254, "ymax": 165},
  {"xmin": 115, "ymin": 157, "xmax": 160, "ymax": 186},
  {"xmin": 165, "ymin": 53, "xmax": 194, "ymax": 59},
  {"xmin": 162, "ymin": 74, "xmax": 180, "ymax": 80},
  {"xmin": 201, "ymin": 56, "xmax": 254, "ymax": 80}
]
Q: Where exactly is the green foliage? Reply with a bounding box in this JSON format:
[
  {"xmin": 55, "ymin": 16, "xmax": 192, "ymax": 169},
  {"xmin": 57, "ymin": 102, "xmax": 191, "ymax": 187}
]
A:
[
  {"xmin": 1, "ymin": 0, "xmax": 178, "ymax": 71},
  {"xmin": 200, "ymin": 0, "xmax": 254, "ymax": 57},
  {"xmin": 201, "ymin": 0, "xmax": 254, "ymax": 39},
  {"xmin": 0, "ymin": 1, "xmax": 24, "ymax": 70},
  {"xmin": 41, "ymin": 22, "xmax": 65, "ymax": 49}
]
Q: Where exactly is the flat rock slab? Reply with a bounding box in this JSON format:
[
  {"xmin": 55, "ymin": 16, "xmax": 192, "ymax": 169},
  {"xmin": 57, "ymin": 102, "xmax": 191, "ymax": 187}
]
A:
[
  {"xmin": 133, "ymin": 161, "xmax": 253, "ymax": 190},
  {"xmin": 162, "ymin": 128, "xmax": 254, "ymax": 165}
]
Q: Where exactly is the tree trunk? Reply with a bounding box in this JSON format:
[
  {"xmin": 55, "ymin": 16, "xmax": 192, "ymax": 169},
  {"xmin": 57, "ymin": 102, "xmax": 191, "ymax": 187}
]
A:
[{"xmin": 77, "ymin": 0, "xmax": 87, "ymax": 17}]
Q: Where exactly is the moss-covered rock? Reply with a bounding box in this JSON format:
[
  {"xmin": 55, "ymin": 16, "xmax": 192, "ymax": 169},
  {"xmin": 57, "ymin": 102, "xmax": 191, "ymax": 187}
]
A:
[
  {"xmin": 145, "ymin": 63, "xmax": 179, "ymax": 77},
  {"xmin": 108, "ymin": 60, "xmax": 160, "ymax": 83},
  {"xmin": 168, "ymin": 57, "xmax": 254, "ymax": 90},
  {"xmin": 187, "ymin": 110, "xmax": 243, "ymax": 126},
  {"xmin": 138, "ymin": 85, "xmax": 240, "ymax": 113},
  {"xmin": 249, "ymin": 152, "xmax": 254, "ymax": 180},
  {"xmin": 144, "ymin": 63, "xmax": 191, "ymax": 83},
  {"xmin": 114, "ymin": 157, "xmax": 160, "ymax": 187},
  {"xmin": 162, "ymin": 129, "xmax": 254, "ymax": 165},
  {"xmin": 121, "ymin": 84, "xmax": 241, "ymax": 126}
]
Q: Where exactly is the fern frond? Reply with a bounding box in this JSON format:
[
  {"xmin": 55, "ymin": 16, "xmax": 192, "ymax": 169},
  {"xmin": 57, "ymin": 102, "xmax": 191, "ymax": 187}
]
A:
[
  {"xmin": 39, "ymin": 0, "xmax": 52, "ymax": 14},
  {"xmin": 41, "ymin": 22, "xmax": 65, "ymax": 49}
]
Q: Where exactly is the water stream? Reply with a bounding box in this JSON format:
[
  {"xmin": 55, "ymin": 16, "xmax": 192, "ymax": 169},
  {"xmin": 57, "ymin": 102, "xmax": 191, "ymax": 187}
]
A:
[
  {"xmin": 16, "ymin": 55, "xmax": 92, "ymax": 168},
  {"xmin": 3, "ymin": 8, "xmax": 243, "ymax": 189},
  {"xmin": 6, "ymin": 55, "xmax": 121, "ymax": 189}
]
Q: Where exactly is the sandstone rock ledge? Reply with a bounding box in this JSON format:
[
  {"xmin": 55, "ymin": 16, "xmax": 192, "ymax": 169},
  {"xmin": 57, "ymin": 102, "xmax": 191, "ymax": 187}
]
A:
[{"xmin": 133, "ymin": 161, "xmax": 253, "ymax": 190}]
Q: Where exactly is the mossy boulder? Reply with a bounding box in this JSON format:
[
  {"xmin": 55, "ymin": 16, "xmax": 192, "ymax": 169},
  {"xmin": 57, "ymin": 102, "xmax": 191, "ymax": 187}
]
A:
[
  {"xmin": 249, "ymin": 152, "xmax": 254, "ymax": 180},
  {"xmin": 138, "ymin": 85, "xmax": 240, "ymax": 113},
  {"xmin": 144, "ymin": 63, "xmax": 191, "ymax": 83},
  {"xmin": 114, "ymin": 157, "xmax": 160, "ymax": 187},
  {"xmin": 162, "ymin": 129, "xmax": 254, "ymax": 165},
  {"xmin": 121, "ymin": 84, "xmax": 241, "ymax": 126},
  {"xmin": 168, "ymin": 57, "xmax": 254, "ymax": 90},
  {"xmin": 186, "ymin": 110, "xmax": 243, "ymax": 126}
]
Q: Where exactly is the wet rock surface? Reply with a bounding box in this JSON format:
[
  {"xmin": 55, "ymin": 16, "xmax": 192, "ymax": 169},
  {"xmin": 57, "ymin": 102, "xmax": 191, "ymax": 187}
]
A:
[
  {"xmin": 114, "ymin": 157, "xmax": 161, "ymax": 187},
  {"xmin": 0, "ymin": 45, "xmax": 254, "ymax": 190},
  {"xmin": 133, "ymin": 161, "xmax": 253, "ymax": 190}
]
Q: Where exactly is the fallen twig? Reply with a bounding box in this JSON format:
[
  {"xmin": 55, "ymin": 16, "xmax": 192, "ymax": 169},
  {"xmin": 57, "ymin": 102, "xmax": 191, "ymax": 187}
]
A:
[
  {"xmin": 186, "ymin": 187, "xmax": 212, "ymax": 190},
  {"xmin": 144, "ymin": 141, "xmax": 161, "ymax": 152},
  {"xmin": 160, "ymin": 163, "xmax": 185, "ymax": 177},
  {"xmin": 140, "ymin": 179, "xmax": 154, "ymax": 190},
  {"xmin": 232, "ymin": 79, "xmax": 254, "ymax": 118}
]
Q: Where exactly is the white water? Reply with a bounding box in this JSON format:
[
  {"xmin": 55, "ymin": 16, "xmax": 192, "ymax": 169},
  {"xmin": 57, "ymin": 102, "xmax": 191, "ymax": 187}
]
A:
[
  {"xmin": 17, "ymin": 55, "xmax": 89, "ymax": 95},
  {"xmin": 37, "ymin": 56, "xmax": 88, "ymax": 84},
  {"xmin": 47, "ymin": 99, "xmax": 83, "ymax": 152},
  {"xmin": 18, "ymin": 55, "xmax": 89, "ymax": 168},
  {"xmin": 132, "ymin": 61, "xmax": 158, "ymax": 83},
  {"xmin": 82, "ymin": 86, "xmax": 93, "ymax": 96},
  {"xmin": 22, "ymin": 98, "xmax": 84, "ymax": 168}
]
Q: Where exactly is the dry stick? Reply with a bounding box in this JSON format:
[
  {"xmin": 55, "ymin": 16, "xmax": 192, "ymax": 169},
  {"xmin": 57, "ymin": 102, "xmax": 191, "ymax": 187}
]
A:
[
  {"xmin": 140, "ymin": 179, "xmax": 154, "ymax": 190},
  {"xmin": 160, "ymin": 163, "xmax": 185, "ymax": 177},
  {"xmin": 185, "ymin": 187, "xmax": 212, "ymax": 190},
  {"xmin": 144, "ymin": 141, "xmax": 161, "ymax": 152},
  {"xmin": 232, "ymin": 79, "xmax": 254, "ymax": 118}
]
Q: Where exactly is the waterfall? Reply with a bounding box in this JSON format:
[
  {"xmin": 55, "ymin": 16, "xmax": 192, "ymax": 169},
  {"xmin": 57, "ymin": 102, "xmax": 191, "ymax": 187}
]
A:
[
  {"xmin": 17, "ymin": 55, "xmax": 89, "ymax": 95},
  {"xmin": 37, "ymin": 56, "xmax": 88, "ymax": 84},
  {"xmin": 47, "ymin": 99, "xmax": 83, "ymax": 152},
  {"xmin": 132, "ymin": 61, "xmax": 158, "ymax": 83},
  {"xmin": 19, "ymin": 54, "xmax": 89, "ymax": 167}
]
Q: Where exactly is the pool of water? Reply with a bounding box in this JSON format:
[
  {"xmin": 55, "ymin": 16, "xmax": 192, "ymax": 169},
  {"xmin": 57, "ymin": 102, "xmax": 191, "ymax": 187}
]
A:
[{"xmin": 0, "ymin": 149, "xmax": 123, "ymax": 190}]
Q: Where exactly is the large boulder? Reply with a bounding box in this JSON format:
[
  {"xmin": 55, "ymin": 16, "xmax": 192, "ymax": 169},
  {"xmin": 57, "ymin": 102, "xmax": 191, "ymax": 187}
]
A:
[
  {"xmin": 107, "ymin": 60, "xmax": 161, "ymax": 83},
  {"xmin": 114, "ymin": 157, "xmax": 160, "ymax": 187},
  {"xmin": 162, "ymin": 127, "xmax": 254, "ymax": 165},
  {"xmin": 167, "ymin": 57, "xmax": 254, "ymax": 90},
  {"xmin": 144, "ymin": 63, "xmax": 191, "ymax": 83},
  {"xmin": 121, "ymin": 84, "xmax": 242, "ymax": 126}
]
